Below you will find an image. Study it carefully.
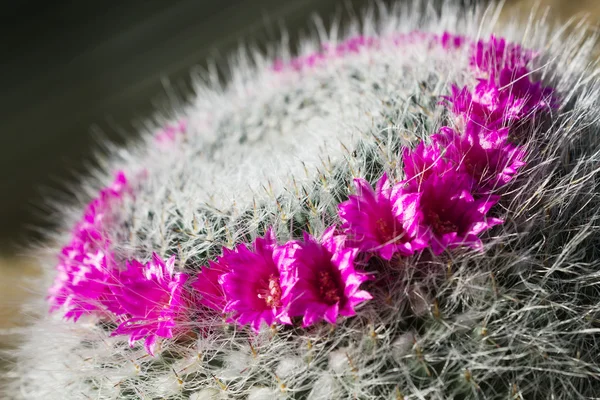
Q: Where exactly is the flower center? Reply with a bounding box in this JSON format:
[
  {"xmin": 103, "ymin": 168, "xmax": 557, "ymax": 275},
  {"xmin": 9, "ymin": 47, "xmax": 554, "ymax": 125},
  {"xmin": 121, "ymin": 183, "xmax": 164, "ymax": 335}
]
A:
[
  {"xmin": 375, "ymin": 218, "xmax": 405, "ymax": 243},
  {"xmin": 257, "ymin": 274, "xmax": 282, "ymax": 308},
  {"xmin": 464, "ymin": 156, "xmax": 487, "ymax": 182},
  {"xmin": 376, "ymin": 218, "xmax": 394, "ymax": 242},
  {"xmin": 318, "ymin": 270, "xmax": 341, "ymax": 305},
  {"xmin": 425, "ymin": 209, "xmax": 458, "ymax": 235}
]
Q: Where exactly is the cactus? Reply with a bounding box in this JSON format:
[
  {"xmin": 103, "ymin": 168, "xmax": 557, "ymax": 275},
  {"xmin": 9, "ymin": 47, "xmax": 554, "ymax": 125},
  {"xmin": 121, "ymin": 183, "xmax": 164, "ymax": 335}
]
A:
[{"xmin": 5, "ymin": 2, "xmax": 600, "ymax": 399}]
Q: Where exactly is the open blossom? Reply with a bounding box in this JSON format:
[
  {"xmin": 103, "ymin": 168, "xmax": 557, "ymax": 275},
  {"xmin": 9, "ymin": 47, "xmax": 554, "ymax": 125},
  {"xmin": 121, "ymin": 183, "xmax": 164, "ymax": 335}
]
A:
[
  {"xmin": 470, "ymin": 35, "xmax": 533, "ymax": 76},
  {"xmin": 192, "ymin": 260, "xmax": 228, "ymax": 312},
  {"xmin": 338, "ymin": 174, "xmax": 426, "ymax": 259},
  {"xmin": 497, "ymin": 66, "xmax": 555, "ymax": 116},
  {"xmin": 111, "ymin": 254, "xmax": 189, "ymax": 355},
  {"xmin": 217, "ymin": 229, "xmax": 290, "ymax": 331},
  {"xmin": 406, "ymin": 170, "xmax": 503, "ymax": 255},
  {"xmin": 444, "ymin": 68, "xmax": 553, "ymax": 130},
  {"xmin": 48, "ymin": 247, "xmax": 116, "ymax": 321},
  {"xmin": 402, "ymin": 138, "xmax": 454, "ymax": 191},
  {"xmin": 437, "ymin": 126, "xmax": 526, "ymax": 192},
  {"xmin": 48, "ymin": 171, "xmax": 129, "ymax": 317},
  {"xmin": 274, "ymin": 228, "xmax": 372, "ymax": 327}
]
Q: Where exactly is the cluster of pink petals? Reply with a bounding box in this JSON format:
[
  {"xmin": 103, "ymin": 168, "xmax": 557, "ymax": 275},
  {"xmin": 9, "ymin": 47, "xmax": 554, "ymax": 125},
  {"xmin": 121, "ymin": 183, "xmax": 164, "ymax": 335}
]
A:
[
  {"xmin": 470, "ymin": 35, "xmax": 533, "ymax": 76},
  {"xmin": 339, "ymin": 35, "xmax": 552, "ymax": 257},
  {"xmin": 338, "ymin": 174, "xmax": 426, "ymax": 260},
  {"xmin": 436, "ymin": 126, "xmax": 526, "ymax": 192},
  {"xmin": 193, "ymin": 228, "xmax": 372, "ymax": 331},
  {"xmin": 111, "ymin": 254, "xmax": 189, "ymax": 355},
  {"xmin": 339, "ymin": 169, "xmax": 503, "ymax": 257},
  {"xmin": 217, "ymin": 229, "xmax": 290, "ymax": 331},
  {"xmin": 444, "ymin": 71, "xmax": 554, "ymax": 130},
  {"xmin": 446, "ymin": 35, "xmax": 554, "ymax": 131},
  {"xmin": 48, "ymin": 172, "xmax": 192, "ymax": 354},
  {"xmin": 48, "ymin": 172, "xmax": 129, "ymax": 320},
  {"xmin": 275, "ymin": 228, "xmax": 372, "ymax": 327},
  {"xmin": 408, "ymin": 169, "xmax": 503, "ymax": 255}
]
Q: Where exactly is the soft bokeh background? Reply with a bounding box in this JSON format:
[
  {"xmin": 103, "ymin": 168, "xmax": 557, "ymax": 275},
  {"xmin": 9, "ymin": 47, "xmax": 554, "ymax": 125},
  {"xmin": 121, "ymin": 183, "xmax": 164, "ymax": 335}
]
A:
[{"xmin": 1, "ymin": 0, "xmax": 598, "ymax": 378}]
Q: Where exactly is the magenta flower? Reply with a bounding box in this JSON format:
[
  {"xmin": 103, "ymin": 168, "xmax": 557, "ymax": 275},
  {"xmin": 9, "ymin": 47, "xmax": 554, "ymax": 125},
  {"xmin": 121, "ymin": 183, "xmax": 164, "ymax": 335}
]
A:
[
  {"xmin": 402, "ymin": 138, "xmax": 454, "ymax": 191},
  {"xmin": 48, "ymin": 171, "xmax": 130, "ymax": 318},
  {"xmin": 48, "ymin": 240, "xmax": 87, "ymax": 312},
  {"xmin": 497, "ymin": 67, "xmax": 556, "ymax": 118},
  {"xmin": 470, "ymin": 35, "xmax": 533, "ymax": 76},
  {"xmin": 338, "ymin": 174, "xmax": 426, "ymax": 259},
  {"xmin": 192, "ymin": 261, "xmax": 228, "ymax": 313},
  {"xmin": 217, "ymin": 229, "xmax": 291, "ymax": 331},
  {"xmin": 111, "ymin": 254, "xmax": 189, "ymax": 355},
  {"xmin": 444, "ymin": 83, "xmax": 506, "ymax": 129},
  {"xmin": 332, "ymin": 35, "xmax": 378, "ymax": 55},
  {"xmin": 437, "ymin": 126, "xmax": 526, "ymax": 192},
  {"xmin": 48, "ymin": 246, "xmax": 116, "ymax": 321},
  {"xmin": 444, "ymin": 68, "xmax": 553, "ymax": 130},
  {"xmin": 274, "ymin": 228, "xmax": 372, "ymax": 327},
  {"xmin": 406, "ymin": 170, "xmax": 503, "ymax": 255}
]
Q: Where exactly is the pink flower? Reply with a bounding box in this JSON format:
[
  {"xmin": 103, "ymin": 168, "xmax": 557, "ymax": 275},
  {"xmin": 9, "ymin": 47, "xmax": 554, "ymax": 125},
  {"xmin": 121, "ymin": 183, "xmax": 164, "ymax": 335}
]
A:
[
  {"xmin": 402, "ymin": 139, "xmax": 454, "ymax": 191},
  {"xmin": 338, "ymin": 174, "xmax": 426, "ymax": 259},
  {"xmin": 437, "ymin": 126, "xmax": 526, "ymax": 192},
  {"xmin": 48, "ymin": 171, "xmax": 129, "ymax": 318},
  {"xmin": 273, "ymin": 31, "xmax": 465, "ymax": 72},
  {"xmin": 406, "ymin": 170, "xmax": 503, "ymax": 255},
  {"xmin": 111, "ymin": 254, "xmax": 189, "ymax": 355},
  {"xmin": 470, "ymin": 35, "xmax": 533, "ymax": 76},
  {"xmin": 333, "ymin": 35, "xmax": 378, "ymax": 55},
  {"xmin": 444, "ymin": 68, "xmax": 553, "ymax": 130},
  {"xmin": 444, "ymin": 83, "xmax": 505, "ymax": 129},
  {"xmin": 274, "ymin": 228, "xmax": 372, "ymax": 327},
  {"xmin": 217, "ymin": 229, "xmax": 291, "ymax": 331},
  {"xmin": 497, "ymin": 67, "xmax": 556, "ymax": 118},
  {"xmin": 49, "ymin": 246, "xmax": 116, "ymax": 321},
  {"xmin": 192, "ymin": 261, "xmax": 228, "ymax": 312}
]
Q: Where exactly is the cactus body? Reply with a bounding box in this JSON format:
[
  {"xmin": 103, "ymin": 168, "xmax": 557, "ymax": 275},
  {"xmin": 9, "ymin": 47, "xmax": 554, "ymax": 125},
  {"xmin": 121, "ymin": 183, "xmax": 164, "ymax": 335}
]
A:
[{"xmin": 6, "ymin": 2, "xmax": 600, "ymax": 400}]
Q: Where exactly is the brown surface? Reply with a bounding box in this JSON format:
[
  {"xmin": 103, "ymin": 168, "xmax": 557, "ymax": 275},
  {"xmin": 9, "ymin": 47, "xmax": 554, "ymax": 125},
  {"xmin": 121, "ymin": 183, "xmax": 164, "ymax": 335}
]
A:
[
  {"xmin": 0, "ymin": 257, "xmax": 40, "ymax": 330},
  {"xmin": 507, "ymin": 0, "xmax": 600, "ymax": 23},
  {"xmin": 0, "ymin": 257, "xmax": 40, "ymax": 383}
]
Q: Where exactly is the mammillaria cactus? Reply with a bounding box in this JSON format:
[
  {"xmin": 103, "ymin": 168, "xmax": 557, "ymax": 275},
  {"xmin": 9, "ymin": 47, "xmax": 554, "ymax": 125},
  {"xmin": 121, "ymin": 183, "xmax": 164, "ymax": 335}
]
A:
[{"xmin": 6, "ymin": 1, "xmax": 600, "ymax": 399}]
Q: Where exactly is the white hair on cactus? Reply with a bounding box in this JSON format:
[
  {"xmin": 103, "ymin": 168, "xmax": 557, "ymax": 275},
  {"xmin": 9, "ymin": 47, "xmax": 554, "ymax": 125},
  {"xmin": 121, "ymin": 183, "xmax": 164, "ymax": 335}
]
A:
[
  {"xmin": 247, "ymin": 387, "xmax": 281, "ymax": 400},
  {"xmin": 4, "ymin": 1, "xmax": 600, "ymax": 399},
  {"xmin": 189, "ymin": 388, "xmax": 223, "ymax": 400}
]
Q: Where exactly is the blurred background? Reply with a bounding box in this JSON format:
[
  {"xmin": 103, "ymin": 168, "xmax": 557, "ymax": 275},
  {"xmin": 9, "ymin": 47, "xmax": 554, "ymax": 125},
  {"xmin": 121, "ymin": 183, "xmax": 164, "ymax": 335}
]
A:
[{"xmin": 0, "ymin": 0, "xmax": 598, "ymax": 371}]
